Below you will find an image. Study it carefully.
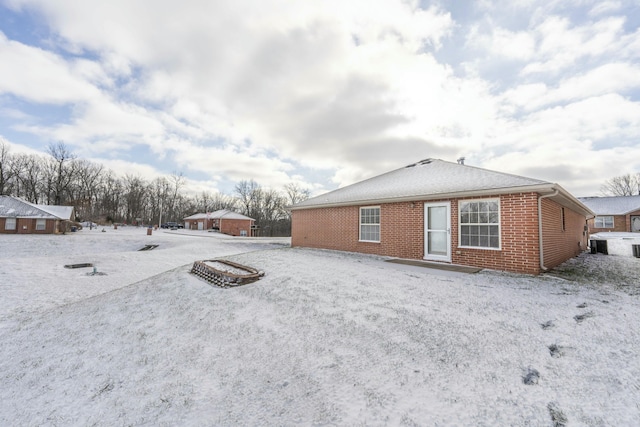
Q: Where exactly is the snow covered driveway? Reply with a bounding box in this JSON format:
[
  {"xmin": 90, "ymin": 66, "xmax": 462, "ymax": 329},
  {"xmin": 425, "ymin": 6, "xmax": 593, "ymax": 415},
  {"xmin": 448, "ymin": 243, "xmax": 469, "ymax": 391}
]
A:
[{"xmin": 0, "ymin": 228, "xmax": 639, "ymax": 425}]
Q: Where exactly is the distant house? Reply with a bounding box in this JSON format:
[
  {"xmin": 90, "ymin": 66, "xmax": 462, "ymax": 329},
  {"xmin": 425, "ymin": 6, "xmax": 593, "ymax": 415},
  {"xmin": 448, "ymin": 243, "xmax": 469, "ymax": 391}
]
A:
[
  {"xmin": 578, "ymin": 195, "xmax": 640, "ymax": 233},
  {"xmin": 290, "ymin": 159, "xmax": 594, "ymax": 275},
  {"xmin": 0, "ymin": 195, "xmax": 75, "ymax": 234},
  {"xmin": 183, "ymin": 209, "xmax": 255, "ymax": 236}
]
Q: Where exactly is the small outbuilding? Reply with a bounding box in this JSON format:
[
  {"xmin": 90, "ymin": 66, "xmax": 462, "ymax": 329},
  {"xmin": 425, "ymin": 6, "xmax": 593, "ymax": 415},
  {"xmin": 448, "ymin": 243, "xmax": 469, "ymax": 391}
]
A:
[
  {"xmin": 184, "ymin": 209, "xmax": 255, "ymax": 236},
  {"xmin": 578, "ymin": 195, "xmax": 640, "ymax": 233},
  {"xmin": 290, "ymin": 159, "xmax": 594, "ymax": 275},
  {"xmin": 0, "ymin": 195, "xmax": 75, "ymax": 234}
]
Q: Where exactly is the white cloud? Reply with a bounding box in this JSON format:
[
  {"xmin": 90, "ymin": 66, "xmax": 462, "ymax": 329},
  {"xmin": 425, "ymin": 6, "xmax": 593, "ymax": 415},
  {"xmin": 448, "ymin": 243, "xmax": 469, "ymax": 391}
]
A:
[
  {"xmin": 467, "ymin": 26, "xmax": 536, "ymax": 61},
  {"xmin": 588, "ymin": 1, "xmax": 622, "ymax": 16},
  {"xmin": 482, "ymin": 93, "xmax": 640, "ymax": 195},
  {"xmin": 502, "ymin": 62, "xmax": 640, "ymax": 111},
  {"xmin": 1, "ymin": 0, "xmax": 638, "ymax": 197},
  {"xmin": 0, "ymin": 32, "xmax": 101, "ymax": 104},
  {"xmin": 522, "ymin": 16, "xmax": 626, "ymax": 74},
  {"xmin": 2, "ymin": 0, "xmax": 456, "ymax": 189},
  {"xmin": 0, "ymin": 134, "xmax": 42, "ymax": 155}
]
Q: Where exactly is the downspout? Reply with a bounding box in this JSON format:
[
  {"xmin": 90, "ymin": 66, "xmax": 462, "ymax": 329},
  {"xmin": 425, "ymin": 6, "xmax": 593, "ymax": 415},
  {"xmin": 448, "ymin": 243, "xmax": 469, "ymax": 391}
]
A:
[{"xmin": 538, "ymin": 188, "xmax": 559, "ymax": 272}]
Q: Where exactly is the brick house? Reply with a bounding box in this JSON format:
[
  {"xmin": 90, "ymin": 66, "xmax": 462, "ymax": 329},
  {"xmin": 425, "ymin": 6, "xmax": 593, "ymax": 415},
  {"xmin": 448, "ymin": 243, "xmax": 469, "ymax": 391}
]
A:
[
  {"xmin": 578, "ymin": 195, "xmax": 640, "ymax": 233},
  {"xmin": 290, "ymin": 159, "xmax": 594, "ymax": 275},
  {"xmin": 0, "ymin": 195, "xmax": 75, "ymax": 234},
  {"xmin": 183, "ymin": 209, "xmax": 255, "ymax": 236}
]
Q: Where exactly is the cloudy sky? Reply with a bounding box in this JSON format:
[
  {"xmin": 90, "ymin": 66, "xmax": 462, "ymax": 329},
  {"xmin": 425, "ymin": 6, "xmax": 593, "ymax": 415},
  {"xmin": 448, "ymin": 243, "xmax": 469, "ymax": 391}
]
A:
[{"xmin": 1, "ymin": 0, "xmax": 639, "ymax": 197}]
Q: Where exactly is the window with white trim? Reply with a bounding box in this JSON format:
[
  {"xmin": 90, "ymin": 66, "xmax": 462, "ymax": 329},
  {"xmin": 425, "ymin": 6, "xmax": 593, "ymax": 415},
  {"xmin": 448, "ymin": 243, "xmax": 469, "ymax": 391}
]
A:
[
  {"xmin": 594, "ymin": 216, "xmax": 614, "ymax": 228},
  {"xmin": 459, "ymin": 199, "xmax": 500, "ymax": 249},
  {"xmin": 359, "ymin": 206, "xmax": 380, "ymax": 242},
  {"xmin": 5, "ymin": 218, "xmax": 16, "ymax": 230},
  {"xmin": 36, "ymin": 219, "xmax": 46, "ymax": 231}
]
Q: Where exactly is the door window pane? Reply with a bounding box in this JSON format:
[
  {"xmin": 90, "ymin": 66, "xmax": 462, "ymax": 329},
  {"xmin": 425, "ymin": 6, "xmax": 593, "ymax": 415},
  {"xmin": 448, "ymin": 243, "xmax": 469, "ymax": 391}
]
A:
[
  {"xmin": 428, "ymin": 206, "xmax": 446, "ymax": 230},
  {"xmin": 428, "ymin": 231, "xmax": 447, "ymax": 255}
]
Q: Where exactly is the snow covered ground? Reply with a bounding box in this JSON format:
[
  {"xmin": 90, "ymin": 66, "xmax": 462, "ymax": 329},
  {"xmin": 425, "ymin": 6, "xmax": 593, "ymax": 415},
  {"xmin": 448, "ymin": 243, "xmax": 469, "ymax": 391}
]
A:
[{"xmin": 1, "ymin": 227, "xmax": 639, "ymax": 426}]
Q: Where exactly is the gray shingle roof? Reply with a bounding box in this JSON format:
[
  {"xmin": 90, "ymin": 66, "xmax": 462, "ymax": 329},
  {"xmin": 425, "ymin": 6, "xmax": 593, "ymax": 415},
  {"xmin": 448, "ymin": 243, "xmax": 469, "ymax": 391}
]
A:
[
  {"xmin": 578, "ymin": 195, "xmax": 640, "ymax": 215},
  {"xmin": 292, "ymin": 159, "xmax": 553, "ymax": 209},
  {"xmin": 0, "ymin": 195, "xmax": 74, "ymax": 219}
]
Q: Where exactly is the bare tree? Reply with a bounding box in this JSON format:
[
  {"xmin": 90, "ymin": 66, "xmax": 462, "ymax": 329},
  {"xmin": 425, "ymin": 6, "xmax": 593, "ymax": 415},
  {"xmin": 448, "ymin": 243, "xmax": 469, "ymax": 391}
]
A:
[
  {"xmin": 73, "ymin": 159, "xmax": 105, "ymax": 220},
  {"xmin": 283, "ymin": 182, "xmax": 310, "ymax": 208},
  {"xmin": 11, "ymin": 153, "xmax": 45, "ymax": 203},
  {"xmin": 194, "ymin": 191, "xmax": 237, "ymax": 213},
  {"xmin": 46, "ymin": 141, "xmax": 77, "ymax": 205},
  {"xmin": 122, "ymin": 174, "xmax": 148, "ymax": 223},
  {"xmin": 235, "ymin": 180, "xmax": 262, "ymax": 218},
  {"xmin": 260, "ymin": 188, "xmax": 288, "ymax": 236},
  {"xmin": 96, "ymin": 171, "xmax": 124, "ymax": 223},
  {"xmin": 166, "ymin": 172, "xmax": 185, "ymax": 220},
  {"xmin": 0, "ymin": 140, "xmax": 14, "ymax": 195},
  {"xmin": 601, "ymin": 173, "xmax": 640, "ymax": 196},
  {"xmin": 0, "ymin": 141, "xmax": 310, "ymax": 236},
  {"xmin": 148, "ymin": 177, "xmax": 171, "ymax": 224}
]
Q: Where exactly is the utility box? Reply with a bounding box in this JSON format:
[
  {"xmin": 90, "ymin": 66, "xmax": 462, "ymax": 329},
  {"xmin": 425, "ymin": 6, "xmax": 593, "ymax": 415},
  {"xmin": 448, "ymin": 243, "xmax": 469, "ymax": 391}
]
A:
[
  {"xmin": 147, "ymin": 228, "xmax": 152, "ymax": 236},
  {"xmin": 590, "ymin": 239, "xmax": 608, "ymax": 255},
  {"xmin": 633, "ymin": 244, "xmax": 640, "ymax": 258}
]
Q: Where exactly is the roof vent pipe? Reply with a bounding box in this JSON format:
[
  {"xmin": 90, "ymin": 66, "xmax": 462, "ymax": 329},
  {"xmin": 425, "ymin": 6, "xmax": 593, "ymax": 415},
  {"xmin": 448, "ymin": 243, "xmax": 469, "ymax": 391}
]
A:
[{"xmin": 457, "ymin": 157, "xmax": 465, "ymax": 165}]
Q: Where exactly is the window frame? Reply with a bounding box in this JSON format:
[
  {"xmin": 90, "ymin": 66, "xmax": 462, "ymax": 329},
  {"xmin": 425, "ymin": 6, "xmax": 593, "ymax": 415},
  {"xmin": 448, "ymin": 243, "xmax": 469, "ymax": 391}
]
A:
[
  {"xmin": 458, "ymin": 198, "xmax": 501, "ymax": 250},
  {"xmin": 359, "ymin": 206, "xmax": 381, "ymax": 243},
  {"xmin": 35, "ymin": 218, "xmax": 46, "ymax": 231},
  {"xmin": 594, "ymin": 216, "xmax": 614, "ymax": 228},
  {"xmin": 5, "ymin": 217, "xmax": 16, "ymax": 230}
]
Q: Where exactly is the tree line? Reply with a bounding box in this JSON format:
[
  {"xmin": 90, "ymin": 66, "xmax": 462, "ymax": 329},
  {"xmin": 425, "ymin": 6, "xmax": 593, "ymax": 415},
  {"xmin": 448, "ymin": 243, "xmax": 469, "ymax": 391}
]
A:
[{"xmin": 0, "ymin": 141, "xmax": 310, "ymax": 236}]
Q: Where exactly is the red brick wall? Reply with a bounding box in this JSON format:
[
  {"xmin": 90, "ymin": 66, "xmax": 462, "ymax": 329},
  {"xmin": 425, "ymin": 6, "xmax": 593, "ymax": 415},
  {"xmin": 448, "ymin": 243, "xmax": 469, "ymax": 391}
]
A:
[
  {"xmin": 587, "ymin": 215, "xmax": 627, "ymax": 233},
  {"xmin": 0, "ymin": 218, "xmax": 56, "ymax": 234},
  {"xmin": 292, "ymin": 192, "xmax": 587, "ymax": 275},
  {"xmin": 291, "ymin": 194, "xmax": 544, "ymax": 274},
  {"xmin": 220, "ymin": 219, "xmax": 253, "ymax": 236},
  {"xmin": 291, "ymin": 205, "xmax": 360, "ymax": 251},
  {"xmin": 540, "ymin": 199, "xmax": 588, "ymax": 270},
  {"xmin": 291, "ymin": 202, "xmax": 425, "ymax": 258},
  {"xmin": 451, "ymin": 193, "xmax": 541, "ymax": 275},
  {"xmin": 186, "ymin": 219, "xmax": 206, "ymax": 230}
]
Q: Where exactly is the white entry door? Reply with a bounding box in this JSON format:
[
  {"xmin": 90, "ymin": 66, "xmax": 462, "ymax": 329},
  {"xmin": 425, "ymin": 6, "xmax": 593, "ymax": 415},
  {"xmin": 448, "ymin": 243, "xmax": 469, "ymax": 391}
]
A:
[{"xmin": 424, "ymin": 202, "xmax": 451, "ymax": 262}]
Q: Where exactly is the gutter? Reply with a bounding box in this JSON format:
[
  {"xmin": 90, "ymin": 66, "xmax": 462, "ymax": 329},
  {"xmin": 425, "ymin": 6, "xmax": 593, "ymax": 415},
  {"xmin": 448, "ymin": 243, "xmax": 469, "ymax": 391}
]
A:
[{"xmin": 538, "ymin": 188, "xmax": 559, "ymax": 272}]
